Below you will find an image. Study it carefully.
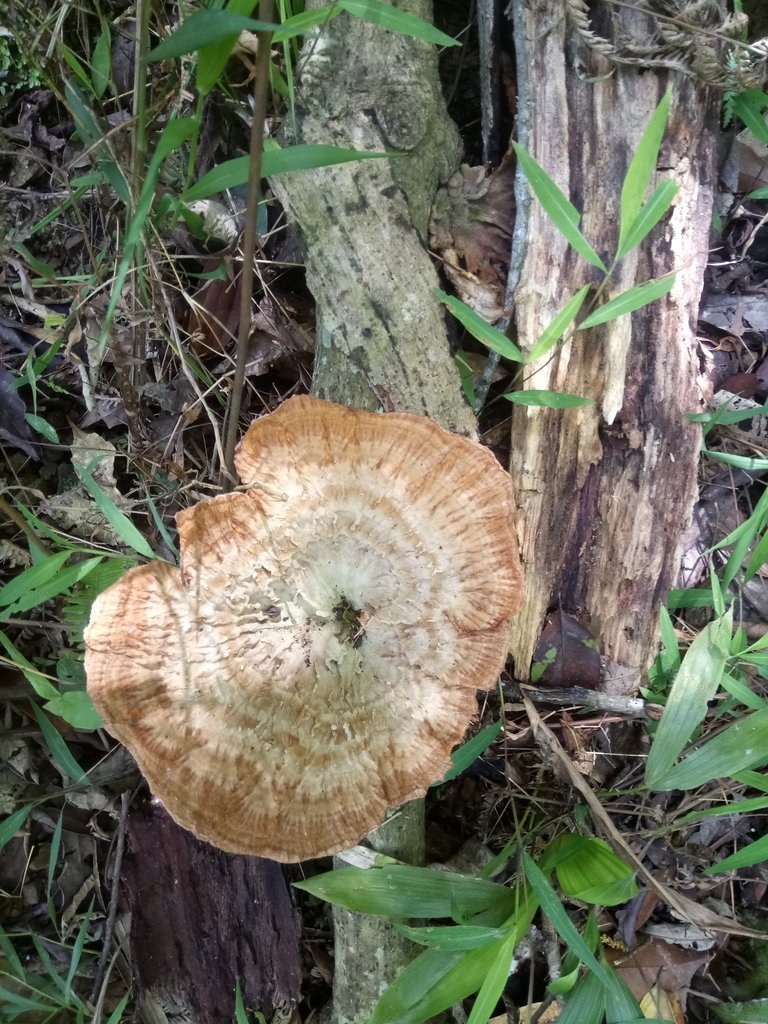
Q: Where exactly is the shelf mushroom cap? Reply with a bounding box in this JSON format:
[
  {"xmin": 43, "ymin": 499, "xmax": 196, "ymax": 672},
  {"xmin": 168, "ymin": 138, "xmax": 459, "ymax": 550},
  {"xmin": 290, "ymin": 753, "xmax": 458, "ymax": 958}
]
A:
[{"xmin": 84, "ymin": 396, "xmax": 524, "ymax": 862}]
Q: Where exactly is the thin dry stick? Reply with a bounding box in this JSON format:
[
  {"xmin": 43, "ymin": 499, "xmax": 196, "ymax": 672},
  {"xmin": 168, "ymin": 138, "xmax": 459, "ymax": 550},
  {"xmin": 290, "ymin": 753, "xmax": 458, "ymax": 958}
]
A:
[
  {"xmin": 90, "ymin": 791, "xmax": 130, "ymax": 1004},
  {"xmin": 522, "ymin": 696, "xmax": 765, "ymax": 939},
  {"xmin": 222, "ymin": 0, "xmax": 275, "ymax": 488}
]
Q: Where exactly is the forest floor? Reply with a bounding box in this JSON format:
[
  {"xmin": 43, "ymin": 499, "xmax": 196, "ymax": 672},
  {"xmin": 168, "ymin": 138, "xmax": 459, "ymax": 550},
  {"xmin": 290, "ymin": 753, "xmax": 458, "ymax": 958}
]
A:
[{"xmin": 4, "ymin": 6, "xmax": 768, "ymax": 1024}]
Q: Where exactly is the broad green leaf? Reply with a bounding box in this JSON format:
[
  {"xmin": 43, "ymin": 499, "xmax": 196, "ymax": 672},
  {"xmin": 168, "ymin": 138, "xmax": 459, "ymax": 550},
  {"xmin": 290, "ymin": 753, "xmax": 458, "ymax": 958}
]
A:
[
  {"xmin": 616, "ymin": 179, "xmax": 679, "ymax": 260},
  {"xmin": 511, "ymin": 143, "xmax": 607, "ymax": 272},
  {"xmin": 32, "ymin": 704, "xmax": 89, "ymax": 784},
  {"xmin": 25, "ymin": 413, "xmax": 60, "ymax": 444},
  {"xmin": 645, "ymin": 612, "xmax": 732, "ymax": 789},
  {"xmin": 666, "ymin": 587, "xmax": 715, "ymax": 610},
  {"xmin": 618, "ymin": 90, "xmax": 672, "ymax": 257},
  {"xmin": 91, "ymin": 22, "xmax": 112, "ymax": 99},
  {"xmin": 0, "ymin": 629, "xmax": 60, "ymax": 700},
  {"xmin": 438, "ymin": 720, "xmax": 502, "ymax": 784},
  {"xmin": 0, "ymin": 804, "xmax": 34, "ymax": 852},
  {"xmin": 604, "ymin": 974, "xmax": 645, "ymax": 1024},
  {"xmin": 707, "ymin": 831, "xmax": 768, "ymax": 875},
  {"xmin": 147, "ymin": 11, "xmax": 279, "ymax": 61},
  {"xmin": 273, "ymin": 6, "xmax": 343, "ymax": 41},
  {"xmin": 294, "ymin": 865, "xmax": 514, "ymax": 921},
  {"xmin": 660, "ymin": 706, "xmax": 768, "ymax": 791},
  {"xmin": 183, "ymin": 145, "xmax": 393, "ymax": 202},
  {"xmin": 529, "ymin": 285, "xmax": 591, "ymax": 361},
  {"xmin": 658, "ymin": 605, "xmax": 681, "ymax": 671},
  {"xmin": 522, "ymin": 853, "xmax": 617, "ymax": 993},
  {"xmin": 44, "ymin": 690, "xmax": 102, "ymax": 731},
  {"xmin": 395, "ymin": 923, "xmax": 509, "ymax": 951},
  {"xmin": 59, "ymin": 43, "xmax": 97, "ymax": 94},
  {"xmin": 0, "ymin": 556, "xmax": 103, "ymax": 622},
  {"xmin": 558, "ymin": 970, "xmax": 606, "ymax": 1024},
  {"xmin": 504, "ymin": 390, "xmax": 593, "ymax": 409},
  {"xmin": 338, "ymin": 0, "xmax": 458, "ymax": 47},
  {"xmin": 372, "ymin": 903, "xmax": 536, "ymax": 1024},
  {"xmin": 438, "ymin": 290, "xmax": 524, "ymax": 363},
  {"xmin": 0, "ymin": 551, "xmax": 70, "ymax": 608},
  {"xmin": 579, "ymin": 275, "xmax": 675, "ymax": 329},
  {"xmin": 76, "ymin": 460, "xmax": 156, "ymax": 559},
  {"xmin": 546, "ymin": 835, "xmax": 637, "ymax": 907}
]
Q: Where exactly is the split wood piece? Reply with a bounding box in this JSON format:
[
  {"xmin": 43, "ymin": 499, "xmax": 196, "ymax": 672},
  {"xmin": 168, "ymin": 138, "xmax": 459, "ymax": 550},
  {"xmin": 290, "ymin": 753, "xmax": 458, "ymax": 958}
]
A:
[{"xmin": 85, "ymin": 396, "xmax": 523, "ymax": 862}]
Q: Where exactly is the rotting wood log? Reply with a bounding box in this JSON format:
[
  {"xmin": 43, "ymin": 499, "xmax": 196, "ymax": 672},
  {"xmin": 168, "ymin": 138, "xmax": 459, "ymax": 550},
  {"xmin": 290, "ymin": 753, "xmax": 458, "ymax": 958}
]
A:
[
  {"xmin": 122, "ymin": 804, "xmax": 301, "ymax": 1024},
  {"xmin": 507, "ymin": 0, "xmax": 720, "ymax": 685}
]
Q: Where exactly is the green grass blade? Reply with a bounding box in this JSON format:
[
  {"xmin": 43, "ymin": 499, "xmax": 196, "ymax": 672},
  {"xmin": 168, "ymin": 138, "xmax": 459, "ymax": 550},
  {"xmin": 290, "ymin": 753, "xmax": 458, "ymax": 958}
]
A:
[
  {"xmin": 32, "ymin": 704, "xmax": 89, "ymax": 785},
  {"xmin": 438, "ymin": 290, "xmax": 524, "ymax": 362},
  {"xmin": 512, "ymin": 143, "xmax": 607, "ymax": 272},
  {"xmin": 616, "ymin": 179, "xmax": 679, "ymax": 260},
  {"xmin": 91, "ymin": 22, "xmax": 111, "ymax": 99},
  {"xmin": 645, "ymin": 612, "xmax": 732, "ymax": 789},
  {"xmin": 0, "ymin": 630, "xmax": 60, "ymax": 701},
  {"xmin": 0, "ymin": 557, "xmax": 103, "ymax": 622},
  {"xmin": 0, "ymin": 804, "xmax": 34, "ymax": 853},
  {"xmin": 618, "ymin": 89, "xmax": 672, "ymax": 257},
  {"xmin": 703, "ymin": 449, "xmax": 768, "ymax": 472},
  {"xmin": 466, "ymin": 928, "xmax": 519, "ymax": 1024},
  {"xmin": 661, "ymin": 707, "xmax": 768, "ymax": 791},
  {"xmin": 522, "ymin": 852, "xmax": 616, "ymax": 993},
  {"xmin": 529, "ymin": 285, "xmax": 591, "ymax": 361},
  {"xmin": 504, "ymin": 391, "xmax": 593, "ymax": 409},
  {"xmin": 76, "ymin": 461, "xmax": 156, "ymax": 559},
  {"xmin": 46, "ymin": 810, "xmax": 63, "ymax": 911},
  {"xmin": 557, "ymin": 971, "xmax": 606, "ymax": 1024},
  {"xmin": 579, "ymin": 274, "xmax": 675, "ymax": 329},
  {"xmin": 706, "ymin": 830, "xmax": 768, "ymax": 875},
  {"xmin": 338, "ymin": 0, "xmax": 458, "ymax": 46},
  {"xmin": 438, "ymin": 721, "xmax": 502, "ymax": 784},
  {"xmin": 0, "ymin": 552, "xmax": 70, "ymax": 608},
  {"xmin": 64, "ymin": 900, "xmax": 94, "ymax": 1002},
  {"xmin": 104, "ymin": 993, "xmax": 131, "ymax": 1024}
]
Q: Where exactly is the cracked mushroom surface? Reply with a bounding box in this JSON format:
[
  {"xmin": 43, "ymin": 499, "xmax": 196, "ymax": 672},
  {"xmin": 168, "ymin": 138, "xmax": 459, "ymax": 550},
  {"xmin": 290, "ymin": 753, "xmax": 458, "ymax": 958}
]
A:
[{"xmin": 85, "ymin": 396, "xmax": 524, "ymax": 862}]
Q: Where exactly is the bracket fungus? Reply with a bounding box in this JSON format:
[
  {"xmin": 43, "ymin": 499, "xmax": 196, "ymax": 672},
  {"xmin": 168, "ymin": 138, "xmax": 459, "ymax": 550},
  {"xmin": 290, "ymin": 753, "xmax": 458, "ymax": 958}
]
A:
[{"xmin": 85, "ymin": 396, "xmax": 524, "ymax": 862}]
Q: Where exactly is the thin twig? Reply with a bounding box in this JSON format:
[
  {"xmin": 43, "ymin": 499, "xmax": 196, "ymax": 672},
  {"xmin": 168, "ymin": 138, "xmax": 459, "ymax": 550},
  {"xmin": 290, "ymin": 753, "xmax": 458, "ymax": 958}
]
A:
[
  {"xmin": 222, "ymin": 0, "xmax": 275, "ymax": 488},
  {"xmin": 0, "ymin": 492, "xmax": 50, "ymax": 557},
  {"xmin": 90, "ymin": 791, "xmax": 130, "ymax": 1004}
]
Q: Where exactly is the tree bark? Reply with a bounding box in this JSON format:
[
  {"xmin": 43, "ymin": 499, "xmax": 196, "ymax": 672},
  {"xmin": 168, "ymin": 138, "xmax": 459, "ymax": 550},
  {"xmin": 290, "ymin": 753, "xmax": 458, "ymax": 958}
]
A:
[
  {"xmin": 508, "ymin": 0, "xmax": 719, "ymax": 682},
  {"xmin": 268, "ymin": 4, "xmax": 471, "ymax": 1023},
  {"xmin": 270, "ymin": 1, "xmax": 473, "ymax": 434}
]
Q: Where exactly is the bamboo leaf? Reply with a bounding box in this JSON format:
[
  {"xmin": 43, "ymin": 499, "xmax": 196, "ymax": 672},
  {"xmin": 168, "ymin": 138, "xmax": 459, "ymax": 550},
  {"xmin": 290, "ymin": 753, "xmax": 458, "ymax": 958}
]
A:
[
  {"xmin": 91, "ymin": 22, "xmax": 112, "ymax": 99},
  {"xmin": 0, "ymin": 551, "xmax": 70, "ymax": 608},
  {"xmin": 645, "ymin": 613, "xmax": 732, "ymax": 789},
  {"xmin": 504, "ymin": 390, "xmax": 592, "ymax": 409},
  {"xmin": 438, "ymin": 290, "xmax": 524, "ymax": 362},
  {"xmin": 522, "ymin": 853, "xmax": 617, "ymax": 993},
  {"xmin": 0, "ymin": 804, "xmax": 34, "ymax": 853},
  {"xmin": 438, "ymin": 721, "xmax": 502, "ymax": 784},
  {"xmin": 76, "ymin": 460, "xmax": 156, "ymax": 559},
  {"xmin": 616, "ymin": 178, "xmax": 679, "ymax": 260},
  {"xmin": 395, "ymin": 923, "xmax": 509, "ymax": 951},
  {"xmin": 466, "ymin": 929, "xmax": 519, "ymax": 1024},
  {"xmin": 706, "ymin": 830, "xmax": 768, "ymax": 874},
  {"xmin": 511, "ymin": 143, "xmax": 607, "ymax": 272},
  {"xmin": 32, "ymin": 704, "xmax": 89, "ymax": 784},
  {"xmin": 618, "ymin": 89, "xmax": 672, "ymax": 256},
  {"xmin": 338, "ymin": 0, "xmax": 458, "ymax": 47},
  {"xmin": 703, "ymin": 449, "xmax": 768, "ymax": 472},
  {"xmin": 546, "ymin": 835, "xmax": 637, "ymax": 907},
  {"xmin": 183, "ymin": 145, "xmax": 393, "ymax": 202},
  {"xmin": 294, "ymin": 865, "xmax": 514, "ymax": 921},
  {"xmin": 0, "ymin": 556, "xmax": 103, "ymax": 622},
  {"xmin": 0, "ymin": 629, "xmax": 60, "ymax": 700},
  {"xmin": 579, "ymin": 275, "xmax": 675, "ymax": 329},
  {"xmin": 660, "ymin": 707, "xmax": 768, "ymax": 792},
  {"xmin": 148, "ymin": 11, "xmax": 279, "ymax": 61},
  {"xmin": 273, "ymin": 7, "xmax": 343, "ymax": 41},
  {"xmin": 529, "ymin": 285, "xmax": 591, "ymax": 361}
]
